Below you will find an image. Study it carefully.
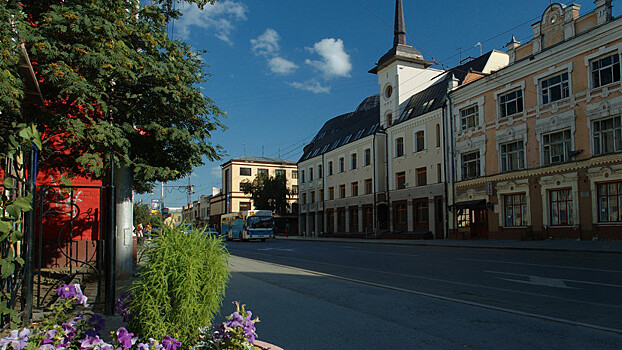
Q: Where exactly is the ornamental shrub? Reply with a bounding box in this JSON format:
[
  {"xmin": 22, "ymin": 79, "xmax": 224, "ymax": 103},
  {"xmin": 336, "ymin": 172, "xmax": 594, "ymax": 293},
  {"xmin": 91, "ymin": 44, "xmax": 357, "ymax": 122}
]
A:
[{"xmin": 127, "ymin": 225, "xmax": 230, "ymax": 345}]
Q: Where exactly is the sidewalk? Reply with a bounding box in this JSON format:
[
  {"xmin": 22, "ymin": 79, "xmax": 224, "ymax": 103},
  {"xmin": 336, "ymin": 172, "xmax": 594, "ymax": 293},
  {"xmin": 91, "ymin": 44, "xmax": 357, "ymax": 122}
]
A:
[{"xmin": 275, "ymin": 235, "xmax": 622, "ymax": 254}]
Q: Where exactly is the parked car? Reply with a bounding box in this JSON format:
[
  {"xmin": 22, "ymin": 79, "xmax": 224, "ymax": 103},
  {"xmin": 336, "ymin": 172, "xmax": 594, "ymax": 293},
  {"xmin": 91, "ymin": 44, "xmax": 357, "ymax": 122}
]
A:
[{"xmin": 205, "ymin": 228, "xmax": 220, "ymax": 236}]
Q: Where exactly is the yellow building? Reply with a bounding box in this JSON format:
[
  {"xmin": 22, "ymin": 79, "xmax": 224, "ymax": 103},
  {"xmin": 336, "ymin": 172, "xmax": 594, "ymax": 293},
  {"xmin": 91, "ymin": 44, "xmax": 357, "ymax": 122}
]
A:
[{"xmin": 449, "ymin": 1, "xmax": 622, "ymax": 240}]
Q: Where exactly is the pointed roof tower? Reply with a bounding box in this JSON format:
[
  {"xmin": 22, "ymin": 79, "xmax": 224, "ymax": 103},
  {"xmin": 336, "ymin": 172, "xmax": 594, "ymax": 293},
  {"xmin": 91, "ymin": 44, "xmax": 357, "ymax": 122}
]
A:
[{"xmin": 370, "ymin": 0, "xmax": 433, "ymax": 74}]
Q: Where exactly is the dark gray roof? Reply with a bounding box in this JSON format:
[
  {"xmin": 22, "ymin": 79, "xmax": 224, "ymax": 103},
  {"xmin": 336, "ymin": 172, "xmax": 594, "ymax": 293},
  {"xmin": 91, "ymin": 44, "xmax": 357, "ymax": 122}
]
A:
[
  {"xmin": 298, "ymin": 95, "xmax": 380, "ymax": 163},
  {"xmin": 396, "ymin": 51, "xmax": 495, "ymax": 124}
]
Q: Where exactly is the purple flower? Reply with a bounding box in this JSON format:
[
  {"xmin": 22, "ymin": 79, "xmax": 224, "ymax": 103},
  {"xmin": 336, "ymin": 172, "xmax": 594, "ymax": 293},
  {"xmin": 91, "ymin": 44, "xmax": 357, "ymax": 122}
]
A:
[
  {"xmin": 0, "ymin": 328, "xmax": 30, "ymax": 350},
  {"xmin": 57, "ymin": 284, "xmax": 76, "ymax": 299},
  {"xmin": 74, "ymin": 284, "xmax": 89, "ymax": 306},
  {"xmin": 161, "ymin": 335, "xmax": 181, "ymax": 350},
  {"xmin": 137, "ymin": 343, "xmax": 149, "ymax": 350},
  {"xmin": 115, "ymin": 292, "xmax": 132, "ymax": 322},
  {"xmin": 61, "ymin": 322, "xmax": 76, "ymax": 343},
  {"xmin": 116, "ymin": 327, "xmax": 136, "ymax": 349},
  {"xmin": 224, "ymin": 312, "xmax": 244, "ymax": 329},
  {"xmin": 88, "ymin": 314, "xmax": 106, "ymax": 331},
  {"xmin": 80, "ymin": 335, "xmax": 107, "ymax": 349}
]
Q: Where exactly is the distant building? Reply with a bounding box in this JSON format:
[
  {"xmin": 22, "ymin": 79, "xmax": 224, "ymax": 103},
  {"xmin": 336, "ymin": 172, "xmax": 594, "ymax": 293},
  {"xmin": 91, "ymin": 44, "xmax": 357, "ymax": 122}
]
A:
[{"xmin": 208, "ymin": 156, "xmax": 298, "ymax": 226}]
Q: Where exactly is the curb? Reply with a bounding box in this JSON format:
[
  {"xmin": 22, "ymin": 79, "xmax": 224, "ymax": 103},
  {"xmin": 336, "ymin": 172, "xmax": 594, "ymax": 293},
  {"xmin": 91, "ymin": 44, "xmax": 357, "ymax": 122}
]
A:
[{"xmin": 273, "ymin": 236, "xmax": 622, "ymax": 254}]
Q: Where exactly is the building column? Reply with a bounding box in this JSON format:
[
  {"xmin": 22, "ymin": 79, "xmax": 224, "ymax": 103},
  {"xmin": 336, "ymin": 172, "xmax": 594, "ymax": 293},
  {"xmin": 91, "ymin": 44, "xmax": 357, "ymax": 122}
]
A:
[
  {"xmin": 389, "ymin": 202, "xmax": 394, "ymax": 232},
  {"xmin": 407, "ymin": 200, "xmax": 414, "ymax": 232},
  {"xmin": 345, "ymin": 207, "xmax": 350, "ymax": 232},
  {"xmin": 334, "ymin": 210, "xmax": 339, "ymax": 233},
  {"xmin": 428, "ymin": 197, "xmax": 436, "ymax": 236},
  {"xmin": 358, "ymin": 206, "xmax": 364, "ymax": 233}
]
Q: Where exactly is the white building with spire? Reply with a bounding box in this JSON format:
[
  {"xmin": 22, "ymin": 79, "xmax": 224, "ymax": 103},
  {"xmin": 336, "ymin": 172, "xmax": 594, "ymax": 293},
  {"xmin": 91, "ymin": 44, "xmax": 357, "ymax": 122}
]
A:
[{"xmin": 297, "ymin": 0, "xmax": 507, "ymax": 237}]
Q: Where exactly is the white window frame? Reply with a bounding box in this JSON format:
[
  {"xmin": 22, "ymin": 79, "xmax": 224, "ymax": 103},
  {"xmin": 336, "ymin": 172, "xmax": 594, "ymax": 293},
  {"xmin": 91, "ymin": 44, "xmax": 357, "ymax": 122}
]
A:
[
  {"xmin": 459, "ymin": 105, "xmax": 479, "ymax": 130},
  {"xmin": 497, "ymin": 88, "xmax": 524, "ymax": 119},
  {"xmin": 592, "ymin": 115, "xmax": 622, "ymax": 156},
  {"xmin": 542, "ymin": 129, "xmax": 572, "ymax": 165},
  {"xmin": 584, "ymin": 44, "xmax": 622, "ymax": 90},
  {"xmin": 413, "ymin": 125, "xmax": 426, "ymax": 153},
  {"xmin": 533, "ymin": 63, "xmax": 573, "ymax": 106},
  {"xmin": 500, "ymin": 140, "xmax": 525, "ymax": 172}
]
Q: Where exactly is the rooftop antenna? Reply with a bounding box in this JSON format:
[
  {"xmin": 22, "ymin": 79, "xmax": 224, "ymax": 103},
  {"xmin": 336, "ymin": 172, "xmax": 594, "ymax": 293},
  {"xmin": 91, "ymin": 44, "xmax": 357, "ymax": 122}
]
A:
[
  {"xmin": 475, "ymin": 42, "xmax": 482, "ymax": 56},
  {"xmin": 243, "ymin": 144, "xmax": 246, "ymax": 156},
  {"xmin": 278, "ymin": 147, "xmax": 281, "ymax": 158},
  {"xmin": 262, "ymin": 145, "xmax": 264, "ymax": 157},
  {"xmin": 456, "ymin": 47, "xmax": 462, "ymax": 64}
]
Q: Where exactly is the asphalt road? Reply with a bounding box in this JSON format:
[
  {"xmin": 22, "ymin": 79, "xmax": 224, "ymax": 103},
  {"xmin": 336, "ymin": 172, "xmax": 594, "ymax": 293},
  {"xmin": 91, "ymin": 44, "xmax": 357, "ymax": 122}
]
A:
[{"xmin": 221, "ymin": 239, "xmax": 622, "ymax": 349}]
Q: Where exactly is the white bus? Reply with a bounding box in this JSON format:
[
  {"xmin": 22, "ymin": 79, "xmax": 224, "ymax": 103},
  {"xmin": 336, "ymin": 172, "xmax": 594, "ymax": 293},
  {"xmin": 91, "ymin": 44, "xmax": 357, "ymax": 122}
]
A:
[{"xmin": 221, "ymin": 210, "xmax": 273, "ymax": 241}]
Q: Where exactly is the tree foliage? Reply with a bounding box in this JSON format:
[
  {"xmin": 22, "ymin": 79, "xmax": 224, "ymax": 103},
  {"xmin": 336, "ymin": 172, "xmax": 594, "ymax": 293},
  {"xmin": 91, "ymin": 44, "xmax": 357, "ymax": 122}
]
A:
[
  {"xmin": 241, "ymin": 173, "xmax": 292, "ymax": 215},
  {"xmin": 9, "ymin": 0, "xmax": 226, "ymax": 192}
]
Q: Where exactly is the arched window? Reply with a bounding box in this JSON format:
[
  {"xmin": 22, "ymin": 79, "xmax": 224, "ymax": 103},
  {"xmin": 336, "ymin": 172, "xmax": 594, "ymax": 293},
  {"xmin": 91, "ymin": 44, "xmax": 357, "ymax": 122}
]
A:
[{"xmin": 436, "ymin": 124, "xmax": 441, "ymax": 148}]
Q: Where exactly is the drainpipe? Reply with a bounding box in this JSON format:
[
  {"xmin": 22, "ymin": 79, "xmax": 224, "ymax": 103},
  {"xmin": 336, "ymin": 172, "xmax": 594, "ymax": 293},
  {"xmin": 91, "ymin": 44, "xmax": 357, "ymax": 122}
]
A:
[{"xmin": 446, "ymin": 77, "xmax": 458, "ymax": 239}]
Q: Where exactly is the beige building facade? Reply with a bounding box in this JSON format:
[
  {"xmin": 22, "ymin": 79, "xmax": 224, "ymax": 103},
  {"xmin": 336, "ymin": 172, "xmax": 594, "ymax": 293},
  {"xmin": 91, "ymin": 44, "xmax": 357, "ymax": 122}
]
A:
[
  {"xmin": 449, "ymin": 1, "xmax": 622, "ymax": 240},
  {"xmin": 209, "ymin": 156, "xmax": 298, "ymax": 226}
]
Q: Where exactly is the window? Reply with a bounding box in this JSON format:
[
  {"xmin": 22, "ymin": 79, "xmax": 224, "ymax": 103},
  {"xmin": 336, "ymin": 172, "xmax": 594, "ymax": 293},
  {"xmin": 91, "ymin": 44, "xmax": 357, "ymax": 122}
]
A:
[
  {"xmin": 328, "ymin": 161, "xmax": 333, "ymax": 176},
  {"xmin": 329, "ymin": 187, "xmax": 334, "ymax": 200},
  {"xmin": 457, "ymin": 209, "xmax": 471, "ymax": 228},
  {"xmin": 318, "ymin": 165, "xmax": 323, "ymax": 179},
  {"xmin": 395, "ymin": 137, "xmax": 404, "ymax": 157},
  {"xmin": 593, "ymin": 116, "xmax": 622, "ymax": 155},
  {"xmin": 384, "ymin": 85, "xmax": 393, "ymax": 98},
  {"xmin": 597, "ymin": 182, "xmax": 622, "ymax": 222},
  {"xmin": 499, "ymin": 90, "xmax": 523, "ymax": 118},
  {"xmin": 540, "ymin": 72, "xmax": 569, "ymax": 104},
  {"xmin": 292, "ymin": 185, "xmax": 298, "ymax": 195},
  {"xmin": 309, "ymin": 167, "xmax": 314, "ymax": 181},
  {"xmin": 415, "ymin": 131, "xmax": 425, "ymax": 152},
  {"xmin": 365, "ymin": 179, "xmax": 372, "ymax": 194},
  {"xmin": 395, "ymin": 203, "xmax": 407, "ymax": 224},
  {"xmin": 591, "ymin": 53, "xmax": 620, "ymax": 88},
  {"xmin": 239, "ymin": 181, "xmax": 248, "ymax": 191},
  {"xmin": 435, "ymin": 124, "xmax": 440, "ymax": 148},
  {"xmin": 258, "ymin": 168, "xmax": 268, "ymax": 176},
  {"xmin": 301, "ymin": 170, "xmax": 305, "ymax": 183},
  {"xmin": 351, "ymin": 153, "xmax": 357, "ymax": 170},
  {"xmin": 415, "ymin": 201, "xmax": 428, "ymax": 223},
  {"xmin": 542, "ymin": 130, "xmax": 571, "ymax": 165},
  {"xmin": 302, "ymin": 193, "xmax": 307, "ymax": 204},
  {"xmin": 351, "ymin": 182, "xmax": 358, "ymax": 196},
  {"xmin": 275, "ymin": 169, "xmax": 285, "ymax": 177},
  {"xmin": 460, "ymin": 105, "xmax": 479, "ymax": 130},
  {"xmin": 500, "ymin": 140, "xmax": 525, "ymax": 172},
  {"xmin": 387, "ymin": 113, "xmax": 393, "ymax": 126},
  {"xmin": 339, "ymin": 184, "xmax": 346, "ymax": 198},
  {"xmin": 339, "ymin": 157, "xmax": 345, "ymax": 173},
  {"xmin": 396, "ymin": 171, "xmax": 406, "ymax": 190},
  {"xmin": 416, "ymin": 167, "xmax": 427, "ymax": 186},
  {"xmin": 504, "ymin": 193, "xmax": 527, "ymax": 226},
  {"xmin": 292, "ymin": 170, "xmax": 298, "ymax": 179},
  {"xmin": 239, "ymin": 202, "xmax": 251, "ymax": 211},
  {"xmin": 240, "ymin": 167, "xmax": 251, "ymax": 176},
  {"xmin": 461, "ymin": 151, "xmax": 480, "ymax": 180},
  {"xmin": 310, "ymin": 191, "xmax": 315, "ymax": 203},
  {"xmin": 364, "ymin": 149, "xmax": 371, "ymax": 166},
  {"xmin": 437, "ymin": 163, "xmax": 442, "ymax": 183},
  {"xmin": 319, "ymin": 189, "xmax": 324, "ymax": 201},
  {"xmin": 549, "ymin": 189, "xmax": 574, "ymax": 226}
]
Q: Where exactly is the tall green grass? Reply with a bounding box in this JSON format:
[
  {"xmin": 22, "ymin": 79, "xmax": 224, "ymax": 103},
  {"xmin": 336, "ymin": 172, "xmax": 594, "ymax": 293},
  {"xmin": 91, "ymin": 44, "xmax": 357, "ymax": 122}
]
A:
[{"xmin": 127, "ymin": 225, "xmax": 230, "ymax": 345}]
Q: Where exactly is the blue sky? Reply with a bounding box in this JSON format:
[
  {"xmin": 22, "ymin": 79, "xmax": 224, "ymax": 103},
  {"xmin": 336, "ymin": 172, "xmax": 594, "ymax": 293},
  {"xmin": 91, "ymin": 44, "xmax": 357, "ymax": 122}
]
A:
[{"xmin": 137, "ymin": 0, "xmax": 621, "ymax": 207}]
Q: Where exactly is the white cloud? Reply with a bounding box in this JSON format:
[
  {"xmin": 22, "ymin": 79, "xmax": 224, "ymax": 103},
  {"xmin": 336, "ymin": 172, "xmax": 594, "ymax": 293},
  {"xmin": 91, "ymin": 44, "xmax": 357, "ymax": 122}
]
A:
[
  {"xmin": 250, "ymin": 28, "xmax": 280, "ymax": 57},
  {"xmin": 289, "ymin": 80, "xmax": 331, "ymax": 94},
  {"xmin": 305, "ymin": 38, "xmax": 352, "ymax": 78},
  {"xmin": 251, "ymin": 28, "xmax": 298, "ymax": 75},
  {"xmin": 176, "ymin": 1, "xmax": 247, "ymax": 43},
  {"xmin": 210, "ymin": 166, "xmax": 221, "ymax": 178},
  {"xmin": 268, "ymin": 57, "xmax": 298, "ymax": 75}
]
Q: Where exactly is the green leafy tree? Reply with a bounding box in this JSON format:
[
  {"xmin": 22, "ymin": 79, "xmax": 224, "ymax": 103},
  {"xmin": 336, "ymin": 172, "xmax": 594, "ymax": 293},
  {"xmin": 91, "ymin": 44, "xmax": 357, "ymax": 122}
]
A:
[
  {"xmin": 17, "ymin": 0, "xmax": 225, "ymax": 192},
  {"xmin": 241, "ymin": 173, "xmax": 292, "ymax": 215}
]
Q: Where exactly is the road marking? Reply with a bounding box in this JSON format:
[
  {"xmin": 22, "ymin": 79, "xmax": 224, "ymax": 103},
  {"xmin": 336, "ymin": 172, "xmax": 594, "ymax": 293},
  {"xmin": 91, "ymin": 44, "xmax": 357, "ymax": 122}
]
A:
[
  {"xmin": 456, "ymin": 258, "xmax": 622, "ymax": 273},
  {"xmin": 487, "ymin": 270, "xmax": 622, "ymax": 288},
  {"xmin": 231, "ymin": 255, "xmax": 622, "ymax": 335},
  {"xmin": 233, "ymin": 250, "xmax": 622, "ymax": 309},
  {"xmin": 257, "ymin": 248, "xmax": 294, "ymax": 252},
  {"xmin": 345, "ymin": 249, "xmax": 419, "ymax": 257}
]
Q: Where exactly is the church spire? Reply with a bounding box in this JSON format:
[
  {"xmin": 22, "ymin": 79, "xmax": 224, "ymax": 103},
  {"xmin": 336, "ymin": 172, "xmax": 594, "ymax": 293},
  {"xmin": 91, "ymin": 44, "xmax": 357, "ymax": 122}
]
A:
[{"xmin": 394, "ymin": 0, "xmax": 407, "ymax": 47}]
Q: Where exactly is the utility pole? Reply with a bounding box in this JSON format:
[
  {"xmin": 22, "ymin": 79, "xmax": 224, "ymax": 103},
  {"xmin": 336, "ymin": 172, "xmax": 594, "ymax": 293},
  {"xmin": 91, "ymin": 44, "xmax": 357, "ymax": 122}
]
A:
[{"xmin": 187, "ymin": 176, "xmax": 192, "ymax": 206}]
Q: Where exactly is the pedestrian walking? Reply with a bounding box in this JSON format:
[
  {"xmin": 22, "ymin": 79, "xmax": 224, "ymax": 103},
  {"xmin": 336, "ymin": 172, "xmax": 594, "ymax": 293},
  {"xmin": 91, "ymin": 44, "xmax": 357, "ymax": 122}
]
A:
[
  {"xmin": 164, "ymin": 214, "xmax": 174, "ymax": 227},
  {"xmin": 145, "ymin": 222, "xmax": 153, "ymax": 240},
  {"xmin": 136, "ymin": 222, "xmax": 144, "ymax": 238}
]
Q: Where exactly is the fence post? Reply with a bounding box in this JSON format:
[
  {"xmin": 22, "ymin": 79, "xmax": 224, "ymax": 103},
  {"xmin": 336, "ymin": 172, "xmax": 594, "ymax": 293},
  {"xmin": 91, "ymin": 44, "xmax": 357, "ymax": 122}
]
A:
[{"xmin": 21, "ymin": 148, "xmax": 36, "ymax": 324}]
